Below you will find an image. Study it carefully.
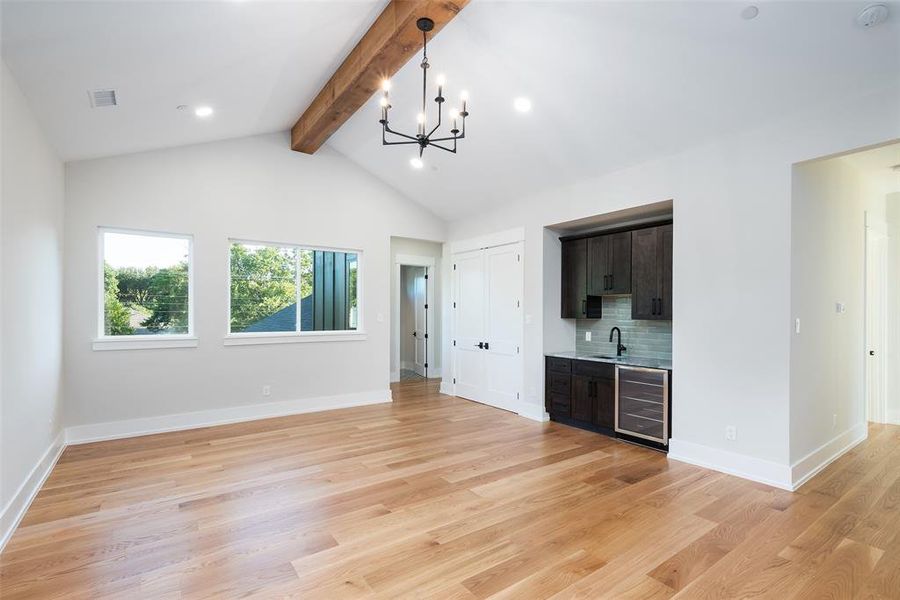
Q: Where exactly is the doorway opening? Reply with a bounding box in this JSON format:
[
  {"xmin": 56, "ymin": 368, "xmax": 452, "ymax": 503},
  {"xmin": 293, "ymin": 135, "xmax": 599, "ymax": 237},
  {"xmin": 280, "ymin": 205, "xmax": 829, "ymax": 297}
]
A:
[
  {"xmin": 789, "ymin": 140, "xmax": 899, "ymax": 480},
  {"xmin": 400, "ymin": 265, "xmax": 428, "ymax": 380},
  {"xmin": 391, "ymin": 237, "xmax": 443, "ymax": 384}
]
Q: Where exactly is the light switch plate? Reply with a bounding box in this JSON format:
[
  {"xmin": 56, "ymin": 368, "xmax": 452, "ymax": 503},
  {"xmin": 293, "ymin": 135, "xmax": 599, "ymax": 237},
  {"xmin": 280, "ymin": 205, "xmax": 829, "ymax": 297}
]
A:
[
  {"xmin": 835, "ymin": 302, "xmax": 846, "ymax": 314},
  {"xmin": 585, "ymin": 331, "xmax": 592, "ymax": 342}
]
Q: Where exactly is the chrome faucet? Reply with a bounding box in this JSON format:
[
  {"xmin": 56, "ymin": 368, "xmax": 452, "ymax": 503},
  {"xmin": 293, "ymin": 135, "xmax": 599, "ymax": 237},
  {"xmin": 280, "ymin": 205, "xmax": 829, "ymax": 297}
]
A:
[{"xmin": 609, "ymin": 327, "xmax": 627, "ymax": 357}]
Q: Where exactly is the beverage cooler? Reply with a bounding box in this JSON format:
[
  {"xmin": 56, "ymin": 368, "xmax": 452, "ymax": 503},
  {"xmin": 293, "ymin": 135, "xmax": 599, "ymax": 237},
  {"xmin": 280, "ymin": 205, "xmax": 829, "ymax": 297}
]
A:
[{"xmin": 615, "ymin": 366, "xmax": 669, "ymax": 447}]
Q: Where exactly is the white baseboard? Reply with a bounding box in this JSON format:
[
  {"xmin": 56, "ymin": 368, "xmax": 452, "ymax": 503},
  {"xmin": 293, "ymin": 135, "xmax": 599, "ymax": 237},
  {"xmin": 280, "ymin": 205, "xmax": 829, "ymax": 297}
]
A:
[
  {"xmin": 427, "ymin": 367, "xmax": 442, "ymax": 379},
  {"xmin": 439, "ymin": 381, "xmax": 454, "ymax": 396},
  {"xmin": 66, "ymin": 389, "xmax": 393, "ymax": 445},
  {"xmin": 0, "ymin": 430, "xmax": 66, "ymax": 553},
  {"xmin": 668, "ymin": 438, "xmax": 793, "ymax": 491},
  {"xmin": 790, "ymin": 422, "xmax": 868, "ymax": 491},
  {"xmin": 518, "ymin": 403, "xmax": 550, "ymax": 422}
]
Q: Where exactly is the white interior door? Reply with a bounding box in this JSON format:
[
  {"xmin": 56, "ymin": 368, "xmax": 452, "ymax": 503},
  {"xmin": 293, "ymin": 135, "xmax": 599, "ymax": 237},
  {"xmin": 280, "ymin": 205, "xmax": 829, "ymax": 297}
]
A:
[
  {"xmin": 413, "ymin": 267, "xmax": 427, "ymax": 377},
  {"xmin": 483, "ymin": 243, "xmax": 523, "ymax": 411},
  {"xmin": 452, "ymin": 242, "xmax": 523, "ymax": 412},
  {"xmin": 866, "ymin": 227, "xmax": 888, "ymax": 423},
  {"xmin": 453, "ymin": 250, "xmax": 486, "ymax": 402}
]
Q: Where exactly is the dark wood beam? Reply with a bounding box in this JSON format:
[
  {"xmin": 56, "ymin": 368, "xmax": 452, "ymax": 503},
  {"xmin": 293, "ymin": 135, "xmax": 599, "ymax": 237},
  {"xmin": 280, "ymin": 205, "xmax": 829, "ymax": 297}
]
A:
[{"xmin": 291, "ymin": 0, "xmax": 469, "ymax": 154}]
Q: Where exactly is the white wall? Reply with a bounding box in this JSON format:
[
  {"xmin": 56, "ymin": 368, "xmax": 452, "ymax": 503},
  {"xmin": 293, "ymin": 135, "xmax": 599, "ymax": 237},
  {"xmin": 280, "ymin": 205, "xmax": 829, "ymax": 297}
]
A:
[
  {"xmin": 0, "ymin": 62, "xmax": 65, "ymax": 539},
  {"xmin": 390, "ymin": 237, "xmax": 443, "ymax": 379},
  {"xmin": 887, "ymin": 192, "xmax": 900, "ymax": 424},
  {"xmin": 442, "ymin": 84, "xmax": 900, "ymax": 489},
  {"xmin": 789, "ymin": 157, "xmax": 884, "ymax": 470},
  {"xmin": 64, "ymin": 133, "xmax": 444, "ymax": 430}
]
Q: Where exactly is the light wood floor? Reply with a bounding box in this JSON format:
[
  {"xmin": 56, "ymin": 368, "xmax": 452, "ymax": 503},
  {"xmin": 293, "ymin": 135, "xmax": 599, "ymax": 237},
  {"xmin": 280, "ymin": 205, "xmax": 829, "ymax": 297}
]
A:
[{"xmin": 2, "ymin": 379, "xmax": 899, "ymax": 599}]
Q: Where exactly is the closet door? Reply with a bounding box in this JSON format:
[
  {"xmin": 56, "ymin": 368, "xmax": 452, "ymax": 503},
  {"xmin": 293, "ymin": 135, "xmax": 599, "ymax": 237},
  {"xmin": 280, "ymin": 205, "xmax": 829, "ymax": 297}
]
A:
[
  {"xmin": 453, "ymin": 249, "xmax": 486, "ymax": 403},
  {"xmin": 452, "ymin": 242, "xmax": 523, "ymax": 412},
  {"xmin": 483, "ymin": 242, "xmax": 523, "ymax": 412}
]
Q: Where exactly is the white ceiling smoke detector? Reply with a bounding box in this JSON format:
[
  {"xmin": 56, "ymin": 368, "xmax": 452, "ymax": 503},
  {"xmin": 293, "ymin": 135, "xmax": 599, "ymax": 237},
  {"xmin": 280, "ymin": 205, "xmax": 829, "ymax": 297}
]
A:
[
  {"xmin": 857, "ymin": 4, "xmax": 889, "ymax": 28},
  {"xmin": 88, "ymin": 88, "xmax": 117, "ymax": 108}
]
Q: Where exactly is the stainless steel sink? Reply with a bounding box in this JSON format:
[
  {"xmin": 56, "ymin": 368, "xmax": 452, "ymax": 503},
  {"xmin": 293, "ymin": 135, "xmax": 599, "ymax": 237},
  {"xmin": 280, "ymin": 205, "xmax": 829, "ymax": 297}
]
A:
[{"xmin": 593, "ymin": 355, "xmax": 624, "ymax": 360}]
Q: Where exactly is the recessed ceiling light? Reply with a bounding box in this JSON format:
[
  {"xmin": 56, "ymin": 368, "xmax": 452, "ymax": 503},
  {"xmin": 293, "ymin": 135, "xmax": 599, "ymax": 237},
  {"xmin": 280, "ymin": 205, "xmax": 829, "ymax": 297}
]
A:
[
  {"xmin": 513, "ymin": 97, "xmax": 532, "ymax": 113},
  {"xmin": 410, "ymin": 157, "xmax": 424, "ymax": 169},
  {"xmin": 741, "ymin": 5, "xmax": 759, "ymax": 20},
  {"xmin": 194, "ymin": 106, "xmax": 214, "ymax": 118}
]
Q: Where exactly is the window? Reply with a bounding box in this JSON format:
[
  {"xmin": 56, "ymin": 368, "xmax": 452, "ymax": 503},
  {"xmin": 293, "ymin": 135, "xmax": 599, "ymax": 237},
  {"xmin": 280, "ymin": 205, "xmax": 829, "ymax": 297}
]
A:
[
  {"xmin": 99, "ymin": 229, "xmax": 193, "ymax": 340},
  {"xmin": 228, "ymin": 241, "xmax": 360, "ymax": 338}
]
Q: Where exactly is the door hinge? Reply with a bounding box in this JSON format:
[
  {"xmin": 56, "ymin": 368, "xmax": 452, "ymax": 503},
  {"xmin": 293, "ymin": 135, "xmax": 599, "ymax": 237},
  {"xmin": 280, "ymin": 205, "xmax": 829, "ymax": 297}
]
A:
[
  {"xmin": 453, "ymin": 264, "xmax": 457, "ymax": 270},
  {"xmin": 424, "ymin": 274, "xmax": 428, "ymax": 279},
  {"xmin": 424, "ymin": 333, "xmax": 429, "ymax": 339},
  {"xmin": 425, "ymin": 362, "xmax": 428, "ymax": 368},
  {"xmin": 516, "ymin": 392, "xmax": 520, "ymax": 400},
  {"xmin": 517, "ymin": 346, "xmax": 520, "ymax": 354},
  {"xmin": 517, "ymin": 254, "xmax": 521, "ymax": 262},
  {"xmin": 424, "ymin": 303, "xmax": 428, "ymax": 309},
  {"xmin": 516, "ymin": 300, "xmax": 520, "ymax": 308},
  {"xmin": 453, "ymin": 301, "xmax": 457, "ymax": 308},
  {"xmin": 453, "ymin": 340, "xmax": 457, "ymax": 346},
  {"xmin": 453, "ymin": 378, "xmax": 456, "ymax": 384}
]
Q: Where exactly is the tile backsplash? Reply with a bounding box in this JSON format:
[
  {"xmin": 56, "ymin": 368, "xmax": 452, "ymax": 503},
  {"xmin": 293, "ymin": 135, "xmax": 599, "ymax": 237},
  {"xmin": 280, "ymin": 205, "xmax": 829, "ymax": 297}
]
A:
[{"xmin": 575, "ymin": 296, "xmax": 672, "ymax": 361}]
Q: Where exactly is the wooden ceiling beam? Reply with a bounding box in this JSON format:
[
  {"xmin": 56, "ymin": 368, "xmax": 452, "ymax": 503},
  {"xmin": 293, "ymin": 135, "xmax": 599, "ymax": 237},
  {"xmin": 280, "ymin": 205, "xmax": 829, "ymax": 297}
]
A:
[{"xmin": 291, "ymin": 0, "xmax": 469, "ymax": 154}]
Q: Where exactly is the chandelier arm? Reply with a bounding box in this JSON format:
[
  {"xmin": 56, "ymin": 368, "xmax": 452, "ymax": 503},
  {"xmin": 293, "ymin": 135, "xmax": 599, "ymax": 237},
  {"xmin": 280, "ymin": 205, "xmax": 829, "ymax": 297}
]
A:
[
  {"xmin": 383, "ymin": 125, "xmax": 420, "ymax": 142},
  {"xmin": 382, "ymin": 138, "xmax": 421, "ymax": 146},
  {"xmin": 429, "ymin": 142, "xmax": 457, "ymax": 153},
  {"xmin": 429, "ymin": 133, "xmax": 462, "ymax": 142}
]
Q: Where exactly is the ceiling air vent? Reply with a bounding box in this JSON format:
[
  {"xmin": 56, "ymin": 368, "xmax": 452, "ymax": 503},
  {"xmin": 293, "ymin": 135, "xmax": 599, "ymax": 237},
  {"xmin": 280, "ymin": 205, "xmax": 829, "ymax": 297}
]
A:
[{"xmin": 88, "ymin": 88, "xmax": 118, "ymax": 108}]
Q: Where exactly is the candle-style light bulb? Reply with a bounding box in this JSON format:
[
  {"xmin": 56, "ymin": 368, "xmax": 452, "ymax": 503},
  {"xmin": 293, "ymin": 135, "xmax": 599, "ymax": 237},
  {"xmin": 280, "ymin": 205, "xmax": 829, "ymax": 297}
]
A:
[
  {"xmin": 449, "ymin": 107, "xmax": 459, "ymax": 132},
  {"xmin": 382, "ymin": 79, "xmax": 392, "ymax": 92},
  {"xmin": 436, "ymin": 74, "xmax": 447, "ymax": 87},
  {"xmin": 460, "ymin": 90, "xmax": 469, "ymax": 114},
  {"xmin": 379, "ymin": 97, "xmax": 388, "ymax": 108},
  {"xmin": 417, "ymin": 112, "xmax": 426, "ymax": 135}
]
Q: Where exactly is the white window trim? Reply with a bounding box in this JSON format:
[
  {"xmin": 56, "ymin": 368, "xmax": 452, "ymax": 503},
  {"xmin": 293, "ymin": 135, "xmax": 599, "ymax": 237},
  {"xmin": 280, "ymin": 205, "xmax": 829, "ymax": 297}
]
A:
[
  {"xmin": 225, "ymin": 238, "xmax": 364, "ymax": 345},
  {"xmin": 95, "ymin": 226, "xmax": 196, "ymax": 351}
]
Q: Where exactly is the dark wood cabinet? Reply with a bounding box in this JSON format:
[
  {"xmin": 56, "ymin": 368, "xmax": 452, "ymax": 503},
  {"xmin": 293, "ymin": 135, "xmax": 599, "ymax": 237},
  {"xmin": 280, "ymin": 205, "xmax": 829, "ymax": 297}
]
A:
[
  {"xmin": 546, "ymin": 356, "xmax": 669, "ymax": 451},
  {"xmin": 588, "ymin": 232, "xmax": 632, "ymax": 296},
  {"xmin": 546, "ymin": 357, "xmax": 614, "ymax": 432},
  {"xmin": 561, "ymin": 239, "xmax": 587, "ymax": 319},
  {"xmin": 631, "ymin": 224, "xmax": 673, "ymax": 320}
]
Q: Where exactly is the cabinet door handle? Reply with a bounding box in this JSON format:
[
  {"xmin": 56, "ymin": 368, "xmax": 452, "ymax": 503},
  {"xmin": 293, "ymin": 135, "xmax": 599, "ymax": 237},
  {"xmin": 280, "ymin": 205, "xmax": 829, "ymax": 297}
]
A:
[
  {"xmin": 651, "ymin": 298, "xmax": 658, "ymax": 315},
  {"xmin": 609, "ymin": 274, "xmax": 614, "ymax": 290},
  {"xmin": 582, "ymin": 299, "xmax": 586, "ymax": 316},
  {"xmin": 603, "ymin": 275, "xmax": 608, "ymax": 290}
]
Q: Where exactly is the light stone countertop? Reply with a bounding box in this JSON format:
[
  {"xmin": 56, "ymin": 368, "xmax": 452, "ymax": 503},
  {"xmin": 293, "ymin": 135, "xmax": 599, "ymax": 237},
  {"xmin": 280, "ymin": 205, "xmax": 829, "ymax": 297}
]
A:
[{"xmin": 546, "ymin": 351, "xmax": 672, "ymax": 371}]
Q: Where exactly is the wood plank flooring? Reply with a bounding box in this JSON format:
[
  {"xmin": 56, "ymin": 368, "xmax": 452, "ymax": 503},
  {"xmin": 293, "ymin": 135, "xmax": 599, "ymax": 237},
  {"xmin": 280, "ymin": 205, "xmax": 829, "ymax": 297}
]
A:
[{"xmin": 2, "ymin": 378, "xmax": 899, "ymax": 599}]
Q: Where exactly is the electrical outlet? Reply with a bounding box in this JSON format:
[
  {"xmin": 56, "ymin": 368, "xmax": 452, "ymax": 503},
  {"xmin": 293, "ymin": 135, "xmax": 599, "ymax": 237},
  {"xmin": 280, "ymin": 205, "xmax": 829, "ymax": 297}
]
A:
[
  {"xmin": 585, "ymin": 331, "xmax": 592, "ymax": 342},
  {"xmin": 795, "ymin": 318, "xmax": 801, "ymax": 334},
  {"xmin": 262, "ymin": 385, "xmax": 271, "ymax": 397},
  {"xmin": 835, "ymin": 302, "xmax": 846, "ymax": 314},
  {"xmin": 725, "ymin": 426, "xmax": 737, "ymax": 441}
]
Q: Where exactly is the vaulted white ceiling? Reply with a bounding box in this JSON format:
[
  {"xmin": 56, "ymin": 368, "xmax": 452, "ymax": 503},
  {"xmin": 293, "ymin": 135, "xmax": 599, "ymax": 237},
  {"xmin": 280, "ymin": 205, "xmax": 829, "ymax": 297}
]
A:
[
  {"xmin": 3, "ymin": 1, "xmax": 899, "ymax": 220},
  {"xmin": 1, "ymin": 0, "xmax": 387, "ymax": 160}
]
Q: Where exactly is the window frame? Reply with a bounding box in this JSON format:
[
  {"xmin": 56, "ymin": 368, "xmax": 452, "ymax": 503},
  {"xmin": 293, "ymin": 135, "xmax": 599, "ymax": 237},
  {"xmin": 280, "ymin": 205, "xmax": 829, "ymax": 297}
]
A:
[
  {"xmin": 224, "ymin": 238, "xmax": 365, "ymax": 346},
  {"xmin": 93, "ymin": 226, "xmax": 196, "ymax": 351}
]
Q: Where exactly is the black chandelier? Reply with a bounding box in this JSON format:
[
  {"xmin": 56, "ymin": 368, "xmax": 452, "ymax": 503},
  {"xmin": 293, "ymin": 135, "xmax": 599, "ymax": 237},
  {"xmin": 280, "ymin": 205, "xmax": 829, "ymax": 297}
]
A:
[{"xmin": 378, "ymin": 17, "xmax": 468, "ymax": 167}]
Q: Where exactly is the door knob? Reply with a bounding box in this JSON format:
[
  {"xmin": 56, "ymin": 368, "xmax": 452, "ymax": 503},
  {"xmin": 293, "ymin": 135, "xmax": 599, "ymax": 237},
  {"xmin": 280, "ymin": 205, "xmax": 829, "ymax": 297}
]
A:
[
  {"xmin": 869, "ymin": 350, "xmax": 875, "ymax": 356},
  {"xmin": 476, "ymin": 342, "xmax": 484, "ymax": 349}
]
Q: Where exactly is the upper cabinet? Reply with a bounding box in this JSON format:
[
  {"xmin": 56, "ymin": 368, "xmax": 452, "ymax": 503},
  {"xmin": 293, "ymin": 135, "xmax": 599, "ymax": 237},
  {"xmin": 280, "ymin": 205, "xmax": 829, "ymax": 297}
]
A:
[
  {"xmin": 631, "ymin": 224, "xmax": 673, "ymax": 320},
  {"xmin": 561, "ymin": 238, "xmax": 587, "ymax": 318},
  {"xmin": 588, "ymin": 232, "xmax": 632, "ymax": 296},
  {"xmin": 560, "ymin": 222, "xmax": 671, "ymax": 321}
]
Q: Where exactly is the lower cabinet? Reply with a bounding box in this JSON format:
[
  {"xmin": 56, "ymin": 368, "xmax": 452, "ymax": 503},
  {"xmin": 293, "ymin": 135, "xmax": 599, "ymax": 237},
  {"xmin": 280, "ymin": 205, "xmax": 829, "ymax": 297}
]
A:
[{"xmin": 546, "ymin": 357, "xmax": 614, "ymax": 433}]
